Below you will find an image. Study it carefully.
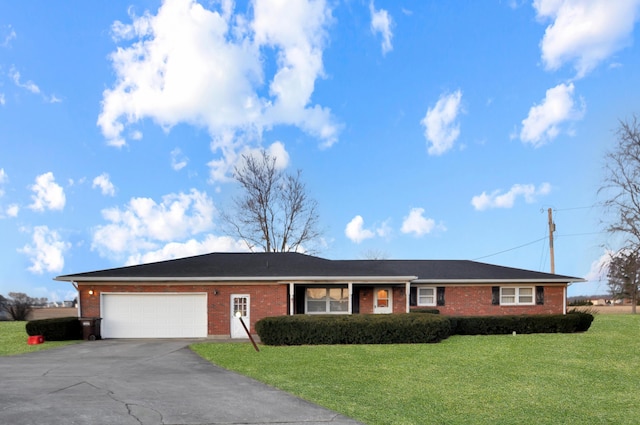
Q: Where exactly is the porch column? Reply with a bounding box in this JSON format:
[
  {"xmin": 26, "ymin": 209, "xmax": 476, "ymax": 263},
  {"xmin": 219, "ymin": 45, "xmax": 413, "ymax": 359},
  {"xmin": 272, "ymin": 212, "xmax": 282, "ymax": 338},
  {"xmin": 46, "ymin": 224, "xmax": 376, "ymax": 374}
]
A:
[
  {"xmin": 405, "ymin": 281, "xmax": 411, "ymax": 313},
  {"xmin": 289, "ymin": 282, "xmax": 295, "ymax": 315},
  {"xmin": 348, "ymin": 282, "xmax": 353, "ymax": 314}
]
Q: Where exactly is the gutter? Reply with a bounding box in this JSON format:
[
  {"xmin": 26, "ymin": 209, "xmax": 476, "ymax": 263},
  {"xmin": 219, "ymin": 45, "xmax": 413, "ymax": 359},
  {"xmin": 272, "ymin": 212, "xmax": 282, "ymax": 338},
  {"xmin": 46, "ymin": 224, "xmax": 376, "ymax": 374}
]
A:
[{"xmin": 55, "ymin": 275, "xmax": 419, "ymax": 283}]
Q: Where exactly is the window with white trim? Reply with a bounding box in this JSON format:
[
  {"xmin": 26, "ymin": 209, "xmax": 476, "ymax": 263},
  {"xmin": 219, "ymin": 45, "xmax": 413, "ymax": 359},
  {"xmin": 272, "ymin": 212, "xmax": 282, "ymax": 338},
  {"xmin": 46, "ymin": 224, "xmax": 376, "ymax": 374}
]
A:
[
  {"xmin": 500, "ymin": 287, "xmax": 534, "ymax": 305},
  {"xmin": 417, "ymin": 287, "xmax": 436, "ymax": 306},
  {"xmin": 305, "ymin": 288, "xmax": 349, "ymax": 314}
]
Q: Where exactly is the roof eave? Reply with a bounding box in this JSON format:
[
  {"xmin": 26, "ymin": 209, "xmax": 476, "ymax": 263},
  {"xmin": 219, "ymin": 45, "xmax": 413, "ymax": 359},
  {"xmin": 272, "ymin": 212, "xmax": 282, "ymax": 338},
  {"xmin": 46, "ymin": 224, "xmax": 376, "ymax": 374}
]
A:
[
  {"xmin": 56, "ymin": 275, "xmax": 419, "ymax": 283},
  {"xmin": 413, "ymin": 278, "xmax": 586, "ymax": 284}
]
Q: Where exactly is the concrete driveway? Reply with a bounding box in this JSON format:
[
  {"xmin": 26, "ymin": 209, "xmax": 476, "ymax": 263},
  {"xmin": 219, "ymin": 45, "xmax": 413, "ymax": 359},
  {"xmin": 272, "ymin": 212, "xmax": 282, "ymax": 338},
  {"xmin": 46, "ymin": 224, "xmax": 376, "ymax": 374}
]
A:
[{"xmin": 0, "ymin": 340, "xmax": 364, "ymax": 425}]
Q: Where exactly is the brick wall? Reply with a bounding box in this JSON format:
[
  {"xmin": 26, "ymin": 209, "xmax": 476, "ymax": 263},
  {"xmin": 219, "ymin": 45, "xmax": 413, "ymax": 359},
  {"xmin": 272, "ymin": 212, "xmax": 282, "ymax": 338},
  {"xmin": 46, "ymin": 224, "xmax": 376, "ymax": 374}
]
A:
[
  {"xmin": 356, "ymin": 286, "xmax": 407, "ymax": 314},
  {"xmin": 411, "ymin": 285, "xmax": 565, "ymax": 316},
  {"xmin": 78, "ymin": 283, "xmax": 288, "ymax": 336}
]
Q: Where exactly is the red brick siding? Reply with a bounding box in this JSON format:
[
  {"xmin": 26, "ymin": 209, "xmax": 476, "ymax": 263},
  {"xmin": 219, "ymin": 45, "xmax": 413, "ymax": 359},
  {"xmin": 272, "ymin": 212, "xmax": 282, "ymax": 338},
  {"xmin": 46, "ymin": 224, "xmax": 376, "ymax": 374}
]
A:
[
  {"xmin": 357, "ymin": 286, "xmax": 407, "ymax": 314},
  {"xmin": 411, "ymin": 285, "xmax": 565, "ymax": 316},
  {"xmin": 77, "ymin": 283, "xmax": 288, "ymax": 336}
]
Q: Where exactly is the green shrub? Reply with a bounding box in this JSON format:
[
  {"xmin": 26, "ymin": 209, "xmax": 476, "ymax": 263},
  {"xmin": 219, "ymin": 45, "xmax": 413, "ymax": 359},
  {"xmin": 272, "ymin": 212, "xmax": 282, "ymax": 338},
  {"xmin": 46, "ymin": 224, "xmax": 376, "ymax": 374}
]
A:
[
  {"xmin": 26, "ymin": 317, "xmax": 83, "ymax": 341},
  {"xmin": 450, "ymin": 312, "xmax": 594, "ymax": 335},
  {"xmin": 256, "ymin": 313, "xmax": 451, "ymax": 346},
  {"xmin": 409, "ymin": 308, "xmax": 440, "ymax": 314}
]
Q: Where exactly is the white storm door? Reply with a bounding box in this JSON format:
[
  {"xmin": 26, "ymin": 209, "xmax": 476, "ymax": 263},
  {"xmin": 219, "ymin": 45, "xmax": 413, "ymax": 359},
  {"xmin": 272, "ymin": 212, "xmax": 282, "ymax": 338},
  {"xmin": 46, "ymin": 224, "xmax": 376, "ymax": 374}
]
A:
[
  {"xmin": 230, "ymin": 294, "xmax": 250, "ymax": 338},
  {"xmin": 374, "ymin": 288, "xmax": 393, "ymax": 314}
]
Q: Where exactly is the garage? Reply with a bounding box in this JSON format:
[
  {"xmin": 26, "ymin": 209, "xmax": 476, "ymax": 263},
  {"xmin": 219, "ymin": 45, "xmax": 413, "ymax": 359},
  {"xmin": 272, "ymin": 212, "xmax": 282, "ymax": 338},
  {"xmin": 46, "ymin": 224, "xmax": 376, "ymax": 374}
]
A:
[{"xmin": 101, "ymin": 293, "xmax": 208, "ymax": 338}]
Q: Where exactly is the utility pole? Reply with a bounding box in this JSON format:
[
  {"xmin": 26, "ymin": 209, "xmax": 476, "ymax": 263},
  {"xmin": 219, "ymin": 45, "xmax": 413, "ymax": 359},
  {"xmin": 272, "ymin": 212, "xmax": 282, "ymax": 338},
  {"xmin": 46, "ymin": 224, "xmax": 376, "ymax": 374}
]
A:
[{"xmin": 548, "ymin": 208, "xmax": 555, "ymax": 274}]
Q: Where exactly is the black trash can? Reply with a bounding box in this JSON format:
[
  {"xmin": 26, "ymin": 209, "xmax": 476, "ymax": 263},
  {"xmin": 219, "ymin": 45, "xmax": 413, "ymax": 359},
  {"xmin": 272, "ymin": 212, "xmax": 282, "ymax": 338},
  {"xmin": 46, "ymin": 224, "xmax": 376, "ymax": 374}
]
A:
[{"xmin": 80, "ymin": 317, "xmax": 102, "ymax": 341}]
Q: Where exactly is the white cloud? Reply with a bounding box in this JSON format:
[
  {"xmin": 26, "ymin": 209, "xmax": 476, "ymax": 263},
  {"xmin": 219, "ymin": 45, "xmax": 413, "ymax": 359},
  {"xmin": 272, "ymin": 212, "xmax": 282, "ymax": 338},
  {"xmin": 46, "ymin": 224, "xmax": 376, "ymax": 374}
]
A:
[
  {"xmin": 471, "ymin": 183, "xmax": 552, "ymax": 211},
  {"xmin": 98, "ymin": 0, "xmax": 338, "ymax": 180},
  {"xmin": 345, "ymin": 215, "xmax": 375, "ymax": 244},
  {"xmin": 8, "ymin": 66, "xmax": 61, "ymax": 103},
  {"xmin": 0, "ymin": 168, "xmax": 6, "ymax": 196},
  {"xmin": 92, "ymin": 188, "xmax": 216, "ymax": 258},
  {"xmin": 369, "ymin": 1, "xmax": 394, "ymax": 55},
  {"xmin": 1, "ymin": 25, "xmax": 16, "ymax": 48},
  {"xmin": 400, "ymin": 208, "xmax": 437, "ymax": 237},
  {"xmin": 29, "ymin": 172, "xmax": 66, "ymax": 211},
  {"xmin": 421, "ymin": 90, "xmax": 463, "ymax": 156},
  {"xmin": 92, "ymin": 173, "xmax": 116, "ymax": 196},
  {"xmin": 0, "ymin": 93, "xmax": 5, "ymax": 105},
  {"xmin": 171, "ymin": 148, "xmax": 188, "ymax": 171},
  {"xmin": 583, "ymin": 249, "xmax": 612, "ymax": 283},
  {"xmin": 9, "ymin": 67, "xmax": 40, "ymax": 94},
  {"xmin": 534, "ymin": 0, "xmax": 640, "ymax": 78},
  {"xmin": 125, "ymin": 234, "xmax": 249, "ymax": 265},
  {"xmin": 5, "ymin": 204, "xmax": 19, "ymax": 217},
  {"xmin": 520, "ymin": 83, "xmax": 585, "ymax": 146},
  {"xmin": 19, "ymin": 226, "xmax": 70, "ymax": 274}
]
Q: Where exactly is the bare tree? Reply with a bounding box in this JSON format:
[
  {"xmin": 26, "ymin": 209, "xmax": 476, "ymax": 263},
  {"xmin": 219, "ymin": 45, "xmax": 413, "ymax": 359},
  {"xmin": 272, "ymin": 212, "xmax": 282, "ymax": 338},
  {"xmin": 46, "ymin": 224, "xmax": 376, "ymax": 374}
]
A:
[
  {"xmin": 361, "ymin": 248, "xmax": 390, "ymax": 260},
  {"xmin": 606, "ymin": 250, "xmax": 639, "ymax": 314},
  {"xmin": 2, "ymin": 292, "xmax": 36, "ymax": 321},
  {"xmin": 223, "ymin": 150, "xmax": 321, "ymax": 253},
  {"xmin": 600, "ymin": 116, "xmax": 640, "ymax": 313}
]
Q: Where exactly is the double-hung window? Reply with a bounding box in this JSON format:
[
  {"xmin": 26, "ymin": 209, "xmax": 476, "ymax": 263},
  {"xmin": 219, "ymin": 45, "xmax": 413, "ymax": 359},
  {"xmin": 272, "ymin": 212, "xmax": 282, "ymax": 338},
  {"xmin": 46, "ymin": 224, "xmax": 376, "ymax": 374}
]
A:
[
  {"xmin": 500, "ymin": 287, "xmax": 534, "ymax": 305},
  {"xmin": 306, "ymin": 287, "xmax": 349, "ymax": 314},
  {"xmin": 417, "ymin": 287, "xmax": 436, "ymax": 306}
]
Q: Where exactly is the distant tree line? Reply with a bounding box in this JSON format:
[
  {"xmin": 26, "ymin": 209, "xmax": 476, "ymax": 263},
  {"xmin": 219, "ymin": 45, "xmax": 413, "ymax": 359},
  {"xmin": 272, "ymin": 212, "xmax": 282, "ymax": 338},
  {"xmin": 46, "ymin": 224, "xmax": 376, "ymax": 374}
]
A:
[{"xmin": 0, "ymin": 292, "xmax": 47, "ymax": 321}]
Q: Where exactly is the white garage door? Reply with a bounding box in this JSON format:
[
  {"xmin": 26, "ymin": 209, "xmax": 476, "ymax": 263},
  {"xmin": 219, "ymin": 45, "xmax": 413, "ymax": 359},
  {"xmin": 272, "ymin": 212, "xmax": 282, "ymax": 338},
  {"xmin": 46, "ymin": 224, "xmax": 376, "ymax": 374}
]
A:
[{"xmin": 101, "ymin": 293, "xmax": 208, "ymax": 338}]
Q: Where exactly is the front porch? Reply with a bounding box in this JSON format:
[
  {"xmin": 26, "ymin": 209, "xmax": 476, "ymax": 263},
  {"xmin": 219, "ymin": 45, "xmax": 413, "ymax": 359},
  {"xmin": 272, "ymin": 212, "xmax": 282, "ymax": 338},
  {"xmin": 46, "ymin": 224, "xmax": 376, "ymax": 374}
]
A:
[{"xmin": 287, "ymin": 283, "xmax": 411, "ymax": 315}]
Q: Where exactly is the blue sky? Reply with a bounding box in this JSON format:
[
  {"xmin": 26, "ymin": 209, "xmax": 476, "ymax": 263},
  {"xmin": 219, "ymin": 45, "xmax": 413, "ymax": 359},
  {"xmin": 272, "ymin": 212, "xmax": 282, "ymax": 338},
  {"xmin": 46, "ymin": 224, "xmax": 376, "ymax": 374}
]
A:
[{"xmin": 1, "ymin": 0, "xmax": 640, "ymax": 302}]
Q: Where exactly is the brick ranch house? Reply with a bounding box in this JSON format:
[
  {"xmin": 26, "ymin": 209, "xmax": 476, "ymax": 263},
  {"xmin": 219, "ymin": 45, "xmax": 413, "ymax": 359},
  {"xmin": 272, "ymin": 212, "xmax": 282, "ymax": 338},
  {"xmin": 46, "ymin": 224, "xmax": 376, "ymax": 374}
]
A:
[{"xmin": 55, "ymin": 252, "xmax": 584, "ymax": 339}]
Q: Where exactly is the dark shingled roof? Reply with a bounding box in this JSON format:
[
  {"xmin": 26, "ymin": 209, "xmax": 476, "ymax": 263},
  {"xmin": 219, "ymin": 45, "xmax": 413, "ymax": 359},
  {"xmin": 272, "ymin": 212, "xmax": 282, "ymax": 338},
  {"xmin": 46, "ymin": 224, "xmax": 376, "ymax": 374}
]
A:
[{"xmin": 55, "ymin": 252, "xmax": 583, "ymax": 283}]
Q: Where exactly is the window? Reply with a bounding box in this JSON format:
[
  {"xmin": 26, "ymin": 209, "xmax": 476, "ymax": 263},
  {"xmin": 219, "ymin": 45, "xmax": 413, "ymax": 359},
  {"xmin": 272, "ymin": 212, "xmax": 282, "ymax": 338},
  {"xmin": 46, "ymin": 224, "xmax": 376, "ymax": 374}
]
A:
[
  {"xmin": 500, "ymin": 287, "xmax": 534, "ymax": 305},
  {"xmin": 306, "ymin": 288, "xmax": 349, "ymax": 314},
  {"xmin": 417, "ymin": 287, "xmax": 436, "ymax": 306}
]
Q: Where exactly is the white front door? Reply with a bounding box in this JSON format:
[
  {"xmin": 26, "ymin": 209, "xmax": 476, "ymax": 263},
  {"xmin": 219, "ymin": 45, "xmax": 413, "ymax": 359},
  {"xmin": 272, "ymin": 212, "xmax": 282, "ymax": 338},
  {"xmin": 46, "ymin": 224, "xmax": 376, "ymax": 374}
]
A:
[
  {"xmin": 374, "ymin": 288, "xmax": 393, "ymax": 314},
  {"xmin": 230, "ymin": 294, "xmax": 250, "ymax": 338}
]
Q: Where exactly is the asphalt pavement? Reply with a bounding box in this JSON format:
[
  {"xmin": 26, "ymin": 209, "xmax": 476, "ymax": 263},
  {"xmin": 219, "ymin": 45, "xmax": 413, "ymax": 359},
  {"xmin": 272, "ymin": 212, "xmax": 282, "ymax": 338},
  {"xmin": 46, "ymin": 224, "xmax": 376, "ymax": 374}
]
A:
[{"xmin": 0, "ymin": 339, "xmax": 364, "ymax": 425}]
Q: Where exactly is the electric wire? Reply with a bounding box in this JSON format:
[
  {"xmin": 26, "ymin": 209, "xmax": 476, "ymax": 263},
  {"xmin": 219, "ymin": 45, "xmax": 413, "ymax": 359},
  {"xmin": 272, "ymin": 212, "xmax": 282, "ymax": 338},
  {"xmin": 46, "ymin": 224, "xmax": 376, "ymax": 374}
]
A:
[{"xmin": 472, "ymin": 236, "xmax": 547, "ymax": 261}]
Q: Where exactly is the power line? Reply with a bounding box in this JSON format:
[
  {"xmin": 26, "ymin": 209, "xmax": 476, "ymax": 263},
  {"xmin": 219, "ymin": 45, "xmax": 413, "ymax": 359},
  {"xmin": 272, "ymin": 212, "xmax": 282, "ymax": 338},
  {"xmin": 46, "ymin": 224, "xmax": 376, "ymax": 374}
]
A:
[
  {"xmin": 473, "ymin": 236, "xmax": 547, "ymax": 261},
  {"xmin": 553, "ymin": 205, "xmax": 597, "ymax": 212}
]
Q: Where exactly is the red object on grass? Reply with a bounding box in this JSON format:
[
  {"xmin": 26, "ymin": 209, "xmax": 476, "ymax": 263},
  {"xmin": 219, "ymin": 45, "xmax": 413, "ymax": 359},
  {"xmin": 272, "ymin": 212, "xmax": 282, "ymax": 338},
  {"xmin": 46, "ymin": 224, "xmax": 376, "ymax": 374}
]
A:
[{"xmin": 27, "ymin": 335, "xmax": 44, "ymax": 345}]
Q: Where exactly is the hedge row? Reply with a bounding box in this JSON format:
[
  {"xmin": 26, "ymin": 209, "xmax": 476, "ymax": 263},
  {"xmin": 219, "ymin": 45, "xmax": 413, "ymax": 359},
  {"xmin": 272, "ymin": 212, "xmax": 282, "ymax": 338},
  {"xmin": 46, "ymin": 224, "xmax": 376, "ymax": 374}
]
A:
[
  {"xmin": 256, "ymin": 313, "xmax": 452, "ymax": 345},
  {"xmin": 255, "ymin": 311, "xmax": 594, "ymax": 346},
  {"xmin": 25, "ymin": 317, "xmax": 83, "ymax": 341},
  {"xmin": 450, "ymin": 312, "xmax": 594, "ymax": 335}
]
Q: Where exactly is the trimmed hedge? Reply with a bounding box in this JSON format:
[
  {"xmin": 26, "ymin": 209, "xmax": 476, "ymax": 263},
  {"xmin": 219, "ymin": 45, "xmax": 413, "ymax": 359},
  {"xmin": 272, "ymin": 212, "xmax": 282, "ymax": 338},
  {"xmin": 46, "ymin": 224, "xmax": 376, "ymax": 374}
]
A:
[
  {"xmin": 26, "ymin": 317, "xmax": 83, "ymax": 341},
  {"xmin": 409, "ymin": 308, "xmax": 440, "ymax": 314},
  {"xmin": 256, "ymin": 313, "xmax": 452, "ymax": 345},
  {"xmin": 256, "ymin": 312, "xmax": 594, "ymax": 346},
  {"xmin": 450, "ymin": 311, "xmax": 594, "ymax": 335}
]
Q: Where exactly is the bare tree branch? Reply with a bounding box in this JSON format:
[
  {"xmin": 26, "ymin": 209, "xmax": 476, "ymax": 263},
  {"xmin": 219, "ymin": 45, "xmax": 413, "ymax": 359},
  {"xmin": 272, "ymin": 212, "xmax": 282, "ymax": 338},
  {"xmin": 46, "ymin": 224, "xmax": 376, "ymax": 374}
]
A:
[
  {"xmin": 600, "ymin": 115, "xmax": 640, "ymax": 312},
  {"xmin": 222, "ymin": 150, "xmax": 322, "ymax": 253}
]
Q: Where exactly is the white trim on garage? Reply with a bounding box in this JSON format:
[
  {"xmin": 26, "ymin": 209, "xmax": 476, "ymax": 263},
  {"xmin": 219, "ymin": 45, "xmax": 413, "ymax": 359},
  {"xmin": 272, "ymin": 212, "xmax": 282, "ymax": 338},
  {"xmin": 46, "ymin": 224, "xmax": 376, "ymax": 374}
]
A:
[{"xmin": 101, "ymin": 293, "xmax": 208, "ymax": 338}]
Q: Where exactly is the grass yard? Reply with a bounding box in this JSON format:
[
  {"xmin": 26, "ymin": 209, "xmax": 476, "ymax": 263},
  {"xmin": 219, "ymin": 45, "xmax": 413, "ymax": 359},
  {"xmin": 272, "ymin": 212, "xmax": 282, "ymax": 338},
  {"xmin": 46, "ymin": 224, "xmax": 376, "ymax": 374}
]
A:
[
  {"xmin": 192, "ymin": 314, "xmax": 640, "ymax": 425},
  {"xmin": 0, "ymin": 321, "xmax": 79, "ymax": 356}
]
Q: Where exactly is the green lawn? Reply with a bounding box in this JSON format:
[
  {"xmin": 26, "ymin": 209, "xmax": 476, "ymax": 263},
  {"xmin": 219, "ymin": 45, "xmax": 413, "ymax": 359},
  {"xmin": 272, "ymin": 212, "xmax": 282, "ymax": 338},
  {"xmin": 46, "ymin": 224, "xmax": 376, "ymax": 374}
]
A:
[
  {"xmin": 0, "ymin": 321, "xmax": 80, "ymax": 356},
  {"xmin": 192, "ymin": 314, "xmax": 640, "ymax": 425}
]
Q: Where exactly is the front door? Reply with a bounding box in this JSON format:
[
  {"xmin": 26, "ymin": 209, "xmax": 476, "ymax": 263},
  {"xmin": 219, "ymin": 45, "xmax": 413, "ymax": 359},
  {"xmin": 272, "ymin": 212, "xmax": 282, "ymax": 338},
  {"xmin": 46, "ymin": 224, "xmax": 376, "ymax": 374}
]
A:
[
  {"xmin": 374, "ymin": 288, "xmax": 393, "ymax": 314},
  {"xmin": 230, "ymin": 294, "xmax": 250, "ymax": 338}
]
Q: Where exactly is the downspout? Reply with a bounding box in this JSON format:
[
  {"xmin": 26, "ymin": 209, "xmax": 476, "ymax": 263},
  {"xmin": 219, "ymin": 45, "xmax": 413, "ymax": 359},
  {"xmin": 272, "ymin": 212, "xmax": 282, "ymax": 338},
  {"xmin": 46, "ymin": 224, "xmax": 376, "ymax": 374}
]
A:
[
  {"xmin": 563, "ymin": 285, "xmax": 567, "ymax": 315},
  {"xmin": 289, "ymin": 282, "xmax": 295, "ymax": 315},
  {"xmin": 348, "ymin": 282, "xmax": 353, "ymax": 314},
  {"xmin": 71, "ymin": 281, "xmax": 81, "ymax": 318},
  {"xmin": 405, "ymin": 281, "xmax": 411, "ymax": 313}
]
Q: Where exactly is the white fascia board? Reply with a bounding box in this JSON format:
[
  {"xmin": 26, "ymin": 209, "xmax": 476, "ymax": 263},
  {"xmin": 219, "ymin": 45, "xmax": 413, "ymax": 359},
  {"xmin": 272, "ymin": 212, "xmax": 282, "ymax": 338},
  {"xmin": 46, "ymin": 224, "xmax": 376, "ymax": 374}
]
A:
[
  {"xmin": 413, "ymin": 278, "xmax": 585, "ymax": 284},
  {"xmin": 57, "ymin": 275, "xmax": 418, "ymax": 284}
]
